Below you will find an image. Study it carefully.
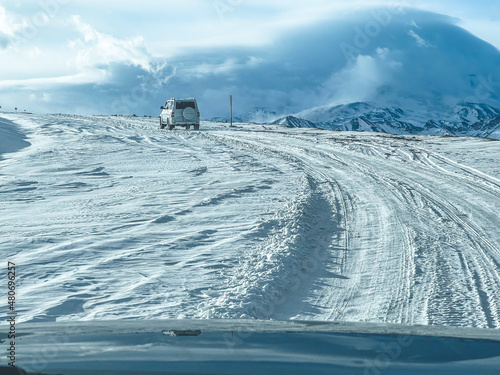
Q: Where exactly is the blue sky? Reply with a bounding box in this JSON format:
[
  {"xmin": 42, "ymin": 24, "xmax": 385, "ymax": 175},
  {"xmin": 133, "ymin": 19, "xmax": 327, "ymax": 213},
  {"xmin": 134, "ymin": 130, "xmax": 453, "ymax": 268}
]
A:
[{"xmin": 0, "ymin": 0, "xmax": 499, "ymax": 116}]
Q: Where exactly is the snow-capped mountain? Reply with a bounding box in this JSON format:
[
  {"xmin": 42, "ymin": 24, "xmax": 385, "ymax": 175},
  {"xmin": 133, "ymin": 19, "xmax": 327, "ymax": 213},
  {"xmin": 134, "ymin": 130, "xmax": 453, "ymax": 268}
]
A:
[
  {"xmin": 273, "ymin": 116, "xmax": 317, "ymax": 128},
  {"xmin": 271, "ymin": 102, "xmax": 500, "ymax": 139}
]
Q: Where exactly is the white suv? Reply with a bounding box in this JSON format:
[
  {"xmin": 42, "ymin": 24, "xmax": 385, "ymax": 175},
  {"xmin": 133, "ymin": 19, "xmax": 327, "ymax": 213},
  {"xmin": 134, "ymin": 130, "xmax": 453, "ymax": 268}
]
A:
[{"xmin": 160, "ymin": 98, "xmax": 200, "ymax": 130}]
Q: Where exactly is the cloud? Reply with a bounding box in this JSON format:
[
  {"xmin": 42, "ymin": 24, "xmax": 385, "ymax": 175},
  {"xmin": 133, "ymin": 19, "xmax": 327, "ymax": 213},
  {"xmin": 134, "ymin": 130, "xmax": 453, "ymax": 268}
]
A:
[
  {"xmin": 0, "ymin": 71, "xmax": 108, "ymax": 90},
  {"xmin": 185, "ymin": 56, "xmax": 266, "ymax": 79},
  {"xmin": 408, "ymin": 30, "xmax": 434, "ymax": 48},
  {"xmin": 0, "ymin": 6, "xmax": 23, "ymax": 36},
  {"xmin": 68, "ymin": 15, "xmax": 153, "ymax": 72},
  {"xmin": 460, "ymin": 19, "xmax": 500, "ymax": 51},
  {"xmin": 311, "ymin": 48, "xmax": 403, "ymax": 108},
  {"xmin": 0, "ymin": 11, "xmax": 177, "ymax": 116},
  {"xmin": 1, "ymin": 6, "xmax": 499, "ymax": 117},
  {"xmin": 0, "ymin": 6, "xmax": 27, "ymax": 49},
  {"xmin": 0, "ymin": 62, "xmax": 175, "ymax": 115}
]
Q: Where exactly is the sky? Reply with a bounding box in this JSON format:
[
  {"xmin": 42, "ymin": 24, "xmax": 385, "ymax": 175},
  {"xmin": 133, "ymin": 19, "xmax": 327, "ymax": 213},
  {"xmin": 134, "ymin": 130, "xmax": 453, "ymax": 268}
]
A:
[{"xmin": 0, "ymin": 0, "xmax": 499, "ymax": 117}]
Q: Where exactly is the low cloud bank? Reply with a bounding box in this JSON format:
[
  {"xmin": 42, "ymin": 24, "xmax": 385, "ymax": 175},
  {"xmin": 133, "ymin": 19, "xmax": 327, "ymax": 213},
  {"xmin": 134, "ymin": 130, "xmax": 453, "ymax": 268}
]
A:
[{"xmin": 2, "ymin": 7, "xmax": 500, "ymax": 118}]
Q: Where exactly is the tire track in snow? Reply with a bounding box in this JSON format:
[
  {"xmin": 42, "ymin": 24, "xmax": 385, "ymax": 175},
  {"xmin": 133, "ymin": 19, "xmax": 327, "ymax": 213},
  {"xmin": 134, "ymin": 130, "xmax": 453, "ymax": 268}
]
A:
[
  {"xmin": 193, "ymin": 132, "xmax": 348, "ymax": 319},
  {"xmin": 415, "ymin": 187, "xmax": 500, "ymax": 328},
  {"xmin": 205, "ymin": 130, "xmax": 500, "ymax": 327},
  {"xmin": 323, "ymin": 135, "xmax": 500, "ymax": 327},
  {"xmin": 200, "ymin": 132, "xmax": 421, "ymax": 324},
  {"xmin": 5, "ymin": 115, "xmax": 499, "ymax": 326},
  {"xmin": 414, "ymin": 150, "xmax": 500, "ymax": 198},
  {"xmin": 244, "ymin": 133, "xmax": 418, "ymax": 324},
  {"xmin": 321, "ymin": 158, "xmax": 421, "ymax": 325},
  {"xmin": 376, "ymin": 176, "xmax": 500, "ymax": 328}
]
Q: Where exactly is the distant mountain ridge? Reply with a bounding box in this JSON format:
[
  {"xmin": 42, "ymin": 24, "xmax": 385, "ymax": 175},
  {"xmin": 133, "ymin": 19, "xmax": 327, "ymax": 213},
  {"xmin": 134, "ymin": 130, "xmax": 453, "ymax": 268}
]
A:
[{"xmin": 270, "ymin": 102, "xmax": 500, "ymax": 139}]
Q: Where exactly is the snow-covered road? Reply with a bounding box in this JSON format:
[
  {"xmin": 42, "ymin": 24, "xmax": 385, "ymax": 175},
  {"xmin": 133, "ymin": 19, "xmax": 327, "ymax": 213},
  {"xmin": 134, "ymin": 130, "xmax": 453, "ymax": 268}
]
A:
[{"xmin": 2, "ymin": 114, "xmax": 500, "ymax": 328}]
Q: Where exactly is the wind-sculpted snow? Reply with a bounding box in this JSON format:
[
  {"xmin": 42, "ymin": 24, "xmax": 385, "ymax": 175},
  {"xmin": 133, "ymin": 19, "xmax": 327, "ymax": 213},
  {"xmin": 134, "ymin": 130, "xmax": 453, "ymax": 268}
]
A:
[
  {"xmin": 1, "ymin": 114, "xmax": 500, "ymax": 329},
  {"xmin": 0, "ymin": 117, "xmax": 30, "ymax": 159}
]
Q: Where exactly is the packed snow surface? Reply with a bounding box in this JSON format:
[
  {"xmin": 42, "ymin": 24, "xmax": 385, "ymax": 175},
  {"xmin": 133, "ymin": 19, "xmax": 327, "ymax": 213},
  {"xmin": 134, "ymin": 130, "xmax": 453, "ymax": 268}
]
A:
[{"xmin": 1, "ymin": 114, "xmax": 500, "ymax": 328}]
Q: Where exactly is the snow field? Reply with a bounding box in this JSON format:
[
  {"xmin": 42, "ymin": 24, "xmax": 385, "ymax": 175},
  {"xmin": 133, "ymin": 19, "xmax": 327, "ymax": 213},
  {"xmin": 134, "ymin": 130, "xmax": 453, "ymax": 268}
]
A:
[{"xmin": 1, "ymin": 114, "xmax": 500, "ymax": 328}]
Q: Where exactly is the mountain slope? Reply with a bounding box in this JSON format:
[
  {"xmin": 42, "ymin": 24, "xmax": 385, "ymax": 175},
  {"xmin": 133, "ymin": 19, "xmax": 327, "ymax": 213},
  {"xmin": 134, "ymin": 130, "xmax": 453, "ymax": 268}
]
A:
[{"xmin": 271, "ymin": 102, "xmax": 500, "ymax": 139}]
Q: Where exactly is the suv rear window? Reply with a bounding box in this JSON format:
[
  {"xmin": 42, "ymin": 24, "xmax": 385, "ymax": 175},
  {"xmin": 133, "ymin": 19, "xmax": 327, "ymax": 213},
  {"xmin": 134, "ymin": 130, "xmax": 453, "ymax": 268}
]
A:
[{"xmin": 176, "ymin": 102, "xmax": 196, "ymax": 110}]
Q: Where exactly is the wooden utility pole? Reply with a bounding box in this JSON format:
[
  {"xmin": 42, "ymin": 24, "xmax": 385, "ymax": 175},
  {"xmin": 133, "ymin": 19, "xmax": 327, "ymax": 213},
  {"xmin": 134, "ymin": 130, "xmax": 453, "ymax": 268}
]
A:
[{"xmin": 230, "ymin": 95, "xmax": 233, "ymax": 127}]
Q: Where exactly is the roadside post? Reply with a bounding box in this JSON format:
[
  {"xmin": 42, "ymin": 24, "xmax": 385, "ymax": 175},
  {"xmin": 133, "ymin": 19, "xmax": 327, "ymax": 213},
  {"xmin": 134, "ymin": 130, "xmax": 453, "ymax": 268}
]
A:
[{"xmin": 230, "ymin": 95, "xmax": 233, "ymax": 127}]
